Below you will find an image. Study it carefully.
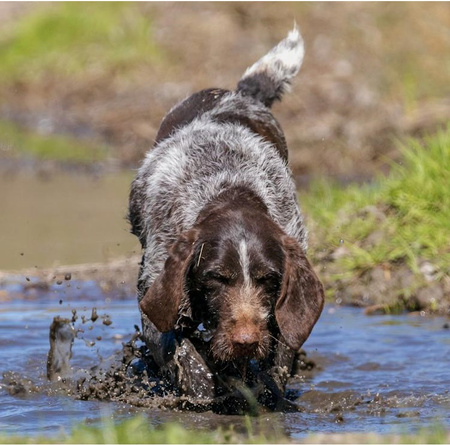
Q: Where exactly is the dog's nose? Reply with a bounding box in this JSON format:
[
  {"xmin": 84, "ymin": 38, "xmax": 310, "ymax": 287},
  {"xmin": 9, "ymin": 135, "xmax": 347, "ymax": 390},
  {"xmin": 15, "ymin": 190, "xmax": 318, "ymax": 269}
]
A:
[{"xmin": 232, "ymin": 330, "xmax": 259, "ymax": 354}]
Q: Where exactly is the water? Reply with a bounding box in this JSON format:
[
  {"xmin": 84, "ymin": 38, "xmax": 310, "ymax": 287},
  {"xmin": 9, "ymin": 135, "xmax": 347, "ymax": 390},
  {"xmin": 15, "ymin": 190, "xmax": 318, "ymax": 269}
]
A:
[
  {"xmin": 1, "ymin": 277, "xmax": 449, "ymax": 439},
  {"xmin": 0, "ymin": 171, "xmax": 139, "ymax": 270}
]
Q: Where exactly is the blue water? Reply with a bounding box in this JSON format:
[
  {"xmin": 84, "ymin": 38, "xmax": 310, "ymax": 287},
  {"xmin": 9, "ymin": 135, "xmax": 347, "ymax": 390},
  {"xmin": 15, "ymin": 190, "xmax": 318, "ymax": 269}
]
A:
[{"xmin": 0, "ymin": 277, "xmax": 449, "ymax": 438}]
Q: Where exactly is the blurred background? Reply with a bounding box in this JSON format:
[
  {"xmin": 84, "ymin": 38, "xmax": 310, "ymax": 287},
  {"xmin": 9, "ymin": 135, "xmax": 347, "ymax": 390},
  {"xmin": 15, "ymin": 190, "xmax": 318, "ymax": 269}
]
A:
[{"xmin": 0, "ymin": 2, "xmax": 449, "ymax": 270}]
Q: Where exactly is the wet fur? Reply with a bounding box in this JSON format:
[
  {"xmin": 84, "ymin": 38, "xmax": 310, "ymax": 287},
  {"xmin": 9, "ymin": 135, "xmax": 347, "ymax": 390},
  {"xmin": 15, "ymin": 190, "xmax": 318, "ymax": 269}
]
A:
[{"xmin": 129, "ymin": 27, "xmax": 324, "ymax": 409}]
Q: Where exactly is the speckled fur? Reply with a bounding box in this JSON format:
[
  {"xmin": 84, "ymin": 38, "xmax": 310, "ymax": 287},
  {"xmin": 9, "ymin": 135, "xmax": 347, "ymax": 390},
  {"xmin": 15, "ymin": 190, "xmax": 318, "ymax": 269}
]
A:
[
  {"xmin": 130, "ymin": 109, "xmax": 307, "ymax": 300},
  {"xmin": 128, "ymin": 28, "xmax": 309, "ymax": 381}
]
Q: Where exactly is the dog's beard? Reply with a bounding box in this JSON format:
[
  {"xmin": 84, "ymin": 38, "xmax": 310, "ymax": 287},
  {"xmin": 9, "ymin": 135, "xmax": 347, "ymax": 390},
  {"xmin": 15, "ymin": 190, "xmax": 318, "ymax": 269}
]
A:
[
  {"xmin": 209, "ymin": 321, "xmax": 271, "ymax": 362},
  {"xmin": 201, "ymin": 286, "xmax": 273, "ymax": 362}
]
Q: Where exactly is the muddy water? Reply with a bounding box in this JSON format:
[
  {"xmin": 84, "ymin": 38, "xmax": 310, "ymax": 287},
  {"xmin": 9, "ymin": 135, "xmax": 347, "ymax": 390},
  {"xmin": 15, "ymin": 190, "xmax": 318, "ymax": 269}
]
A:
[
  {"xmin": 0, "ymin": 171, "xmax": 139, "ymax": 270},
  {"xmin": 0, "ymin": 277, "xmax": 449, "ymax": 439}
]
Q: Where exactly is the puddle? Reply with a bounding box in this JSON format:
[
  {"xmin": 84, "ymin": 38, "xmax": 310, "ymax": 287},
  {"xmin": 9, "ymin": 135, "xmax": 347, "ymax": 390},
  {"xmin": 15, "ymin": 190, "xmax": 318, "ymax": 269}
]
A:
[
  {"xmin": 0, "ymin": 279, "xmax": 449, "ymax": 439},
  {"xmin": 0, "ymin": 171, "xmax": 139, "ymax": 270}
]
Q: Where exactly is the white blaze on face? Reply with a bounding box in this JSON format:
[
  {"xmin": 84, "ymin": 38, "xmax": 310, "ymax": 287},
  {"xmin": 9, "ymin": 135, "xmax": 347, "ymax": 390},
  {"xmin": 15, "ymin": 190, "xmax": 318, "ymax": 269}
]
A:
[
  {"xmin": 235, "ymin": 239, "xmax": 269, "ymax": 324},
  {"xmin": 238, "ymin": 239, "xmax": 251, "ymax": 285}
]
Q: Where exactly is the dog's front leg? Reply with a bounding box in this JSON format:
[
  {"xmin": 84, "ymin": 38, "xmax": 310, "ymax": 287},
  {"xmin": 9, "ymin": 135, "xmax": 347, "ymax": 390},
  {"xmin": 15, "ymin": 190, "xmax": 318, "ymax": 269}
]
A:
[
  {"xmin": 254, "ymin": 339, "xmax": 299, "ymax": 411},
  {"xmin": 173, "ymin": 337, "xmax": 215, "ymax": 400},
  {"xmin": 270, "ymin": 338, "xmax": 296, "ymax": 391}
]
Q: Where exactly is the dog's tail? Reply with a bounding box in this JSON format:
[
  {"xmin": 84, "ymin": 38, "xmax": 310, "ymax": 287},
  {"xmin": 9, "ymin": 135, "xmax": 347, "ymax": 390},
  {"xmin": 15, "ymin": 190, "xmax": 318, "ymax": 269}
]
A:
[{"xmin": 237, "ymin": 26, "xmax": 304, "ymax": 108}]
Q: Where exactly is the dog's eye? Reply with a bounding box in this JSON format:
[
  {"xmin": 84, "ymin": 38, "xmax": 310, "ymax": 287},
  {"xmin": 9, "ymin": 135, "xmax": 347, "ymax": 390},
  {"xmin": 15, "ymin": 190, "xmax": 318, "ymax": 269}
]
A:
[
  {"xmin": 204, "ymin": 271, "xmax": 230, "ymax": 285},
  {"xmin": 255, "ymin": 272, "xmax": 281, "ymax": 287}
]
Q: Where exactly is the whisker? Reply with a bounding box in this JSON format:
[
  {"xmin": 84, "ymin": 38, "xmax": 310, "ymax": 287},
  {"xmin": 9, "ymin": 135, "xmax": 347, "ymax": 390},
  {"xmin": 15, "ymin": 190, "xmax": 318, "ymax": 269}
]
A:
[
  {"xmin": 256, "ymin": 343, "xmax": 269, "ymax": 359},
  {"xmin": 211, "ymin": 335, "xmax": 234, "ymax": 362},
  {"xmin": 268, "ymin": 333, "xmax": 290, "ymax": 350}
]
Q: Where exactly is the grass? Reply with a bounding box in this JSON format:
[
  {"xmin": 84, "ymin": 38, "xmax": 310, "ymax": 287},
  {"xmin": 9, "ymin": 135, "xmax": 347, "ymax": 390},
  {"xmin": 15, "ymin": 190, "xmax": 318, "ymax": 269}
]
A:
[
  {"xmin": 63, "ymin": 418, "xmax": 219, "ymax": 444},
  {"xmin": 304, "ymin": 125, "xmax": 450, "ymax": 281},
  {"xmin": 0, "ymin": 416, "xmax": 448, "ymax": 444},
  {"xmin": 0, "ymin": 3, "xmax": 161, "ymax": 82},
  {"xmin": 0, "ymin": 120, "xmax": 108, "ymax": 163},
  {"xmin": 0, "ymin": 416, "xmax": 285, "ymax": 444}
]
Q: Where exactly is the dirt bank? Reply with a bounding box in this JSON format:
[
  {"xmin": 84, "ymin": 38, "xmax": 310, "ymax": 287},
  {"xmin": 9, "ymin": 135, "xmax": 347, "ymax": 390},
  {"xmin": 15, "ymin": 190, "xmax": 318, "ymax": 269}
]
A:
[
  {"xmin": 0, "ymin": 256, "xmax": 140, "ymax": 302},
  {"xmin": 316, "ymin": 248, "xmax": 450, "ymax": 317},
  {"xmin": 1, "ymin": 3, "xmax": 449, "ymax": 181},
  {"xmin": 1, "ymin": 253, "xmax": 448, "ymax": 316}
]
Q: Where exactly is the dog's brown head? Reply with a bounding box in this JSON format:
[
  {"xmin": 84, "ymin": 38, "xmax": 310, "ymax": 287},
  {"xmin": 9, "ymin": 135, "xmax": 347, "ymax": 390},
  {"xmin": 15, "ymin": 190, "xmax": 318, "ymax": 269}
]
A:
[{"xmin": 140, "ymin": 190, "xmax": 324, "ymax": 363}]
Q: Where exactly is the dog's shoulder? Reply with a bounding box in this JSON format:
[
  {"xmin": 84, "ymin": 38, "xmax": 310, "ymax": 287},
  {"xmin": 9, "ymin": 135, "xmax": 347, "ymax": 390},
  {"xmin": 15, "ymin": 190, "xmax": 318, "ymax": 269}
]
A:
[
  {"xmin": 155, "ymin": 88, "xmax": 288, "ymax": 162},
  {"xmin": 155, "ymin": 88, "xmax": 229, "ymax": 145},
  {"xmin": 211, "ymin": 93, "xmax": 288, "ymax": 162}
]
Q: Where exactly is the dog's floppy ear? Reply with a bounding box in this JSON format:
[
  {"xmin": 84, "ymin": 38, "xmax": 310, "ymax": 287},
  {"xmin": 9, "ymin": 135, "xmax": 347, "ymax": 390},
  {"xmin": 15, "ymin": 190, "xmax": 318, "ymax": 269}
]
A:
[
  {"xmin": 140, "ymin": 229, "xmax": 198, "ymax": 333},
  {"xmin": 275, "ymin": 236, "xmax": 324, "ymax": 351}
]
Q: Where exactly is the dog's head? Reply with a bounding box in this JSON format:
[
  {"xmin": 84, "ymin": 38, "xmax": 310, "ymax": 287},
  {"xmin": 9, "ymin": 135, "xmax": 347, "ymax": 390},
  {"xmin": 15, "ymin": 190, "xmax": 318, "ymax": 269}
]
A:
[{"xmin": 140, "ymin": 202, "xmax": 324, "ymax": 363}]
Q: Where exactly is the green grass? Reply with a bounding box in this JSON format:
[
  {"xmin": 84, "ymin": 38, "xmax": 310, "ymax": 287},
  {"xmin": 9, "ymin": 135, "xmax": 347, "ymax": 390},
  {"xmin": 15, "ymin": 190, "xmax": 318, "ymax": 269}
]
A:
[
  {"xmin": 63, "ymin": 418, "xmax": 219, "ymax": 444},
  {"xmin": 0, "ymin": 120, "xmax": 108, "ymax": 163},
  {"xmin": 0, "ymin": 419, "xmax": 211, "ymax": 444},
  {"xmin": 0, "ymin": 416, "xmax": 448, "ymax": 444},
  {"xmin": 304, "ymin": 125, "xmax": 450, "ymax": 280},
  {"xmin": 0, "ymin": 3, "xmax": 161, "ymax": 81},
  {"xmin": 0, "ymin": 416, "xmax": 286, "ymax": 444}
]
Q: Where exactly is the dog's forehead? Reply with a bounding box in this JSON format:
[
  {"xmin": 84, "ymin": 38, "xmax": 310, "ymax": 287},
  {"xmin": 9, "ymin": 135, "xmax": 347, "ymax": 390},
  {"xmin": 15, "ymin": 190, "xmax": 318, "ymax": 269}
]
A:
[{"xmin": 200, "ymin": 230, "xmax": 284, "ymax": 275}]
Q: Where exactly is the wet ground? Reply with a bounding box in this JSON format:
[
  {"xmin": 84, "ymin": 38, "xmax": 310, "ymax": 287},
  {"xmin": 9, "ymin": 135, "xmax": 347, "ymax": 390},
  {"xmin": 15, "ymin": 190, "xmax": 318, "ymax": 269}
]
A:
[{"xmin": 0, "ymin": 276, "xmax": 448, "ymax": 439}]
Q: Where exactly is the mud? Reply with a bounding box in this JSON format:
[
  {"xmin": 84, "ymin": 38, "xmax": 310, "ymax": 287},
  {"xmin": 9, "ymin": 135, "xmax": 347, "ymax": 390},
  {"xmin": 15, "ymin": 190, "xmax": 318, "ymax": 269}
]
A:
[
  {"xmin": 46, "ymin": 315, "xmax": 300, "ymax": 415},
  {"xmin": 1, "ymin": 275, "xmax": 448, "ymax": 438},
  {"xmin": 327, "ymin": 259, "xmax": 450, "ymax": 316},
  {"xmin": 0, "ymin": 255, "xmax": 140, "ymax": 301},
  {"xmin": 47, "ymin": 316, "xmax": 75, "ymax": 381}
]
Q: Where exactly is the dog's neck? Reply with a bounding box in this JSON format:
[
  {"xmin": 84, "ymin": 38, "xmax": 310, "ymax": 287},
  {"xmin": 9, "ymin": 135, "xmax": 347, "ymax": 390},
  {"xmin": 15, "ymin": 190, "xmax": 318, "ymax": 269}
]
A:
[{"xmin": 196, "ymin": 186, "xmax": 269, "ymax": 226}]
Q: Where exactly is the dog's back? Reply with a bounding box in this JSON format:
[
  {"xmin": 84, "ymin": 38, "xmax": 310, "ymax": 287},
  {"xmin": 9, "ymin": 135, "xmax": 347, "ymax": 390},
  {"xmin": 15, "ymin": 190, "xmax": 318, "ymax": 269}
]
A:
[
  {"xmin": 129, "ymin": 27, "xmax": 306, "ymax": 295},
  {"xmin": 128, "ymin": 28, "xmax": 325, "ymax": 412}
]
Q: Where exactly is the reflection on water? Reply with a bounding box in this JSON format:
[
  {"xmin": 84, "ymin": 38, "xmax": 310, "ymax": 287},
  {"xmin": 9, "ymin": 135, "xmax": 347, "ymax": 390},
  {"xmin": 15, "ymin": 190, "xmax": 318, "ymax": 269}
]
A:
[
  {"xmin": 0, "ymin": 277, "xmax": 449, "ymax": 438},
  {"xmin": 0, "ymin": 171, "xmax": 139, "ymax": 270}
]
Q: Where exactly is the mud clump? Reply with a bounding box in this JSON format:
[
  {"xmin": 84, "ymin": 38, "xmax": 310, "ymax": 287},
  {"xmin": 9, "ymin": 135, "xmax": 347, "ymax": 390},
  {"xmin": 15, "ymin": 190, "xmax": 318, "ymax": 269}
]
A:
[
  {"xmin": 75, "ymin": 332, "xmax": 161, "ymax": 407},
  {"xmin": 47, "ymin": 316, "xmax": 75, "ymax": 382},
  {"xmin": 90, "ymin": 307, "xmax": 98, "ymax": 322},
  {"xmin": 102, "ymin": 316, "xmax": 112, "ymax": 326},
  {"xmin": 1, "ymin": 371, "xmax": 39, "ymax": 396},
  {"xmin": 73, "ymin": 334, "xmax": 299, "ymax": 414},
  {"xmin": 298, "ymin": 389, "xmax": 362, "ymax": 414},
  {"xmin": 45, "ymin": 313, "xmax": 311, "ymax": 414}
]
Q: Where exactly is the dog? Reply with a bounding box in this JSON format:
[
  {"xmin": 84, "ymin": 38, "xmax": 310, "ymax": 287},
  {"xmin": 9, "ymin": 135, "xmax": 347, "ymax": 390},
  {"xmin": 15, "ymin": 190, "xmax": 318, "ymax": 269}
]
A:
[{"xmin": 128, "ymin": 27, "xmax": 324, "ymax": 412}]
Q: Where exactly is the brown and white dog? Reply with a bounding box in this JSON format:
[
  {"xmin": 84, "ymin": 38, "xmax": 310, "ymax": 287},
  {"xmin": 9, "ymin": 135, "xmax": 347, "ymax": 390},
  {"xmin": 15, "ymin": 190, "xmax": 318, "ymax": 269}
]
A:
[{"xmin": 128, "ymin": 27, "xmax": 324, "ymax": 411}]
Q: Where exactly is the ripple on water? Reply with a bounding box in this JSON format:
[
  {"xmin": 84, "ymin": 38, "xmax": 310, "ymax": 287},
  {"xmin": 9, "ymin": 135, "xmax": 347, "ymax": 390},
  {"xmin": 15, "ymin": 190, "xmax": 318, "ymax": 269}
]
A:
[{"xmin": 0, "ymin": 280, "xmax": 449, "ymax": 437}]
